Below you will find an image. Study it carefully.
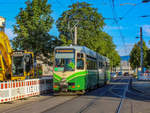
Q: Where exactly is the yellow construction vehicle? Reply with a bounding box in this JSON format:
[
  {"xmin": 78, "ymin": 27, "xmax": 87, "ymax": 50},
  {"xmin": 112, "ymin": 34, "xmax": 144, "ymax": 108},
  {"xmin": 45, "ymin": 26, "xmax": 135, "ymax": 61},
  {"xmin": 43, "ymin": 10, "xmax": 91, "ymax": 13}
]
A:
[
  {"xmin": 11, "ymin": 50, "xmax": 35, "ymax": 80},
  {"xmin": 0, "ymin": 17, "xmax": 12, "ymax": 81},
  {"xmin": 0, "ymin": 16, "xmax": 35, "ymax": 81}
]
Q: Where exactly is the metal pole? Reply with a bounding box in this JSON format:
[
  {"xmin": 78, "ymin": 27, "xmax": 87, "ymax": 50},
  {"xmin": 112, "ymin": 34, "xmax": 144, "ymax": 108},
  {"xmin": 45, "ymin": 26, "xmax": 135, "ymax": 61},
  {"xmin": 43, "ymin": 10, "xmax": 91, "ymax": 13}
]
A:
[
  {"xmin": 74, "ymin": 26, "xmax": 77, "ymax": 45},
  {"xmin": 74, "ymin": 0, "xmax": 78, "ymax": 46},
  {"xmin": 140, "ymin": 27, "xmax": 144, "ymax": 73}
]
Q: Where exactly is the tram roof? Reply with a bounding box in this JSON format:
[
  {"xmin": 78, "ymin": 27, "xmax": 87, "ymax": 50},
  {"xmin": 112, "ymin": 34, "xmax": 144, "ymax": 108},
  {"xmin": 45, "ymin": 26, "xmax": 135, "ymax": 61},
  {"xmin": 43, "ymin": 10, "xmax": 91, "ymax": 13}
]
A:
[{"xmin": 55, "ymin": 45, "xmax": 108, "ymax": 61}]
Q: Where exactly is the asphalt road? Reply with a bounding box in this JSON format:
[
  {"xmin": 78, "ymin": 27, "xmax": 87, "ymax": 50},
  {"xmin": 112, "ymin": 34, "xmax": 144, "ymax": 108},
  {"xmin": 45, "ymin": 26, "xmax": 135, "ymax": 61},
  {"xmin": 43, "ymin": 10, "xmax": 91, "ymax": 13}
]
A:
[
  {"xmin": 43, "ymin": 77, "xmax": 129, "ymax": 113},
  {"xmin": 1, "ymin": 76, "xmax": 150, "ymax": 113}
]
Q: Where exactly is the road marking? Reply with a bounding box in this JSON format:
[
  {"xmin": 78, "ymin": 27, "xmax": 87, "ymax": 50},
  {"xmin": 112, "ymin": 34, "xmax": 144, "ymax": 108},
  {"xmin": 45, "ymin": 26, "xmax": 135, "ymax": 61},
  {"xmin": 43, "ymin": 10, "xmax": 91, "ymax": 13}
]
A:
[
  {"xmin": 115, "ymin": 78, "xmax": 130, "ymax": 113},
  {"xmin": 77, "ymin": 78, "xmax": 124, "ymax": 113}
]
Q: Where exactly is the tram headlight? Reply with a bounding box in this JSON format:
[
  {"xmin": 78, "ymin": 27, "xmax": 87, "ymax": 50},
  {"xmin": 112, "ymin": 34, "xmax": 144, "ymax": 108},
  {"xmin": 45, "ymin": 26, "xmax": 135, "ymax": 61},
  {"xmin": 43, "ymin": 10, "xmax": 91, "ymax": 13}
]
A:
[
  {"xmin": 53, "ymin": 85, "xmax": 58, "ymax": 88},
  {"xmin": 53, "ymin": 82, "xmax": 59, "ymax": 88},
  {"xmin": 68, "ymin": 83, "xmax": 75, "ymax": 88}
]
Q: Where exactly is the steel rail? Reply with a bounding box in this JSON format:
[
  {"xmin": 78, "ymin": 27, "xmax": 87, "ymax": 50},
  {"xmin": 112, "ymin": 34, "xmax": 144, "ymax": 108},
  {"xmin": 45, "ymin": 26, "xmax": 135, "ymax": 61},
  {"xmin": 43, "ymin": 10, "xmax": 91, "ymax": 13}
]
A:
[
  {"xmin": 77, "ymin": 77, "xmax": 124, "ymax": 113},
  {"xmin": 115, "ymin": 78, "xmax": 130, "ymax": 113}
]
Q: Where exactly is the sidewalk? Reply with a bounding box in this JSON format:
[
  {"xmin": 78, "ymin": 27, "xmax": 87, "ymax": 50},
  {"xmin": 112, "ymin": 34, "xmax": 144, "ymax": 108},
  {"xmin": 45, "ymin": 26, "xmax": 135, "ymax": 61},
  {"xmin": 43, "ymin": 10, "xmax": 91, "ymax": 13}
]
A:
[
  {"xmin": 131, "ymin": 78, "xmax": 150, "ymax": 96},
  {"xmin": 0, "ymin": 95, "xmax": 52, "ymax": 112}
]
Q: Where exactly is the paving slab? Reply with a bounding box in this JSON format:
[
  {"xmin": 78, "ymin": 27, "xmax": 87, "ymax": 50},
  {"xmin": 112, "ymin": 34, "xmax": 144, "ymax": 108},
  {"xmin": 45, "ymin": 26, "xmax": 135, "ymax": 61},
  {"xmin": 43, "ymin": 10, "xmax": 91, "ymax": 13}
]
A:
[{"xmin": 132, "ymin": 79, "xmax": 150, "ymax": 96}]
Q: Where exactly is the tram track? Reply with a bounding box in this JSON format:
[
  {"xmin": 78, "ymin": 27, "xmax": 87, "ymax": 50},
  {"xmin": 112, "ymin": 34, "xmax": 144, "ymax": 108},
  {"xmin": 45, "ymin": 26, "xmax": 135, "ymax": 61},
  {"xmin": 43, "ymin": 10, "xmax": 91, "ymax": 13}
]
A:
[
  {"xmin": 116, "ymin": 77, "xmax": 150, "ymax": 113},
  {"xmin": 2, "ymin": 95, "xmax": 77, "ymax": 113},
  {"xmin": 77, "ymin": 86, "xmax": 113, "ymax": 113},
  {"xmin": 1, "ymin": 96, "xmax": 57, "ymax": 113},
  {"xmin": 34, "ymin": 77, "xmax": 130, "ymax": 113},
  {"xmin": 42, "ymin": 83, "xmax": 116, "ymax": 113},
  {"xmin": 4, "ymin": 77, "xmax": 131, "ymax": 113},
  {"xmin": 115, "ymin": 80, "xmax": 129, "ymax": 113},
  {"xmin": 42, "ymin": 79, "xmax": 122, "ymax": 113},
  {"xmin": 3, "ymin": 77, "xmax": 150, "ymax": 113},
  {"xmin": 77, "ymin": 77, "xmax": 128, "ymax": 113}
]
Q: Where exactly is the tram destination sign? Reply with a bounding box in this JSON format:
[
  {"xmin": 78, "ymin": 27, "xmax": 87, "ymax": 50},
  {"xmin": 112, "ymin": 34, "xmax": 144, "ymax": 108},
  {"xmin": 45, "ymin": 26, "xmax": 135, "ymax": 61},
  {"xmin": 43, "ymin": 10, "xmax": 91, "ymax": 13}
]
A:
[
  {"xmin": 55, "ymin": 49, "xmax": 74, "ymax": 53},
  {"xmin": 55, "ymin": 49, "xmax": 75, "ymax": 58}
]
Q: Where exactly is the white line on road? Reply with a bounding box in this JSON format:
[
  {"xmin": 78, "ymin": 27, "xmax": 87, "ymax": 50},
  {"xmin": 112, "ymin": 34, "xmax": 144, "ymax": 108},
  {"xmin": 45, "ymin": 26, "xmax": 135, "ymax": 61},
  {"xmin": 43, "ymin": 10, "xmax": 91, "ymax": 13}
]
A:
[{"xmin": 116, "ymin": 78, "xmax": 130, "ymax": 113}]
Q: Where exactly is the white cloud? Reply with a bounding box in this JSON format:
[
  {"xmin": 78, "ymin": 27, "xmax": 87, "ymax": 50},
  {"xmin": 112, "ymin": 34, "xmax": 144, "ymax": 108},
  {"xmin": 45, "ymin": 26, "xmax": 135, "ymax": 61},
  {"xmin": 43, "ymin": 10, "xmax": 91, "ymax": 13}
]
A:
[
  {"xmin": 5, "ymin": 28, "xmax": 16, "ymax": 40},
  {"xmin": 142, "ymin": 25, "xmax": 150, "ymax": 36},
  {"xmin": 104, "ymin": 25, "xmax": 123, "ymax": 30},
  {"xmin": 116, "ymin": 43, "xmax": 134, "ymax": 56}
]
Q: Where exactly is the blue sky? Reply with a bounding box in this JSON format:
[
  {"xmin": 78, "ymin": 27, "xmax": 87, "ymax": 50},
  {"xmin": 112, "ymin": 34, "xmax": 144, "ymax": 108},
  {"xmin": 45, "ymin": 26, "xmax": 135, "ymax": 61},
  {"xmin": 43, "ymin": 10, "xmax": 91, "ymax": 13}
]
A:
[{"xmin": 1, "ymin": 0, "xmax": 150, "ymax": 56}]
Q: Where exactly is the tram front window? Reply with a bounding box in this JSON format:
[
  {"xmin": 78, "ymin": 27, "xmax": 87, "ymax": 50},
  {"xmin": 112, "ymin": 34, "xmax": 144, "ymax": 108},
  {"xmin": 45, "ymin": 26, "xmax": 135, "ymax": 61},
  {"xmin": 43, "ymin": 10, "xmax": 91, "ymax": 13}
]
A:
[
  {"xmin": 77, "ymin": 59, "xmax": 84, "ymax": 69},
  {"xmin": 77, "ymin": 53, "xmax": 84, "ymax": 70},
  {"xmin": 55, "ymin": 58, "xmax": 75, "ymax": 71},
  {"xmin": 12, "ymin": 56, "xmax": 24, "ymax": 76}
]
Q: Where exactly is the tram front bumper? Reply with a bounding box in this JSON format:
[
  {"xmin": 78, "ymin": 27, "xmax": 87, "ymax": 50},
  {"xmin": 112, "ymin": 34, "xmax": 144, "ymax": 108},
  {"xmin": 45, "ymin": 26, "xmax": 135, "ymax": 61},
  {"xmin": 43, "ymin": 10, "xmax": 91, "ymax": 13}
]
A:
[{"xmin": 60, "ymin": 82, "xmax": 68, "ymax": 92}]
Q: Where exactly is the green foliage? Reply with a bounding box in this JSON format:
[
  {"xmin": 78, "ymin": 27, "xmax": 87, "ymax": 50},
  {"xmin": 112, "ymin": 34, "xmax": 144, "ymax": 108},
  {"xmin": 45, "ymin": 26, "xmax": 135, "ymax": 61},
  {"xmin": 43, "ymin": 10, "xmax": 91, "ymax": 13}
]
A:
[
  {"xmin": 145, "ymin": 49, "xmax": 150, "ymax": 68},
  {"xmin": 12, "ymin": 0, "xmax": 57, "ymax": 58},
  {"xmin": 129, "ymin": 41, "xmax": 148, "ymax": 69},
  {"xmin": 57, "ymin": 2, "xmax": 105, "ymax": 46},
  {"xmin": 56, "ymin": 2, "xmax": 120, "ymax": 67}
]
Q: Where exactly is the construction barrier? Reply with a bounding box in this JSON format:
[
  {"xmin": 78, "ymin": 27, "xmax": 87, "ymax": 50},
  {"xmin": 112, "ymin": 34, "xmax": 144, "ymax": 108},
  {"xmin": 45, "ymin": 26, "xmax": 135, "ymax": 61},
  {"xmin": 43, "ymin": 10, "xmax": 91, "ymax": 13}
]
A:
[
  {"xmin": 0, "ymin": 77, "xmax": 52, "ymax": 103},
  {"xmin": 138, "ymin": 72, "xmax": 150, "ymax": 80}
]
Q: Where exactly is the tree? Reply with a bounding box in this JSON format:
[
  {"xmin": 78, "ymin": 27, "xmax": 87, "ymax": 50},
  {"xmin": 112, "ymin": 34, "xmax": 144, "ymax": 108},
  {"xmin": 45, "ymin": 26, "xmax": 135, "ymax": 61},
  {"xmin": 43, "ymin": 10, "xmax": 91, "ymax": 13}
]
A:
[
  {"xmin": 56, "ymin": 2, "xmax": 105, "ymax": 46},
  {"xmin": 12, "ymin": 0, "xmax": 55, "ymax": 58},
  {"xmin": 129, "ymin": 41, "xmax": 148, "ymax": 70},
  {"xmin": 56, "ymin": 2, "xmax": 120, "ymax": 67},
  {"xmin": 145, "ymin": 49, "xmax": 150, "ymax": 68}
]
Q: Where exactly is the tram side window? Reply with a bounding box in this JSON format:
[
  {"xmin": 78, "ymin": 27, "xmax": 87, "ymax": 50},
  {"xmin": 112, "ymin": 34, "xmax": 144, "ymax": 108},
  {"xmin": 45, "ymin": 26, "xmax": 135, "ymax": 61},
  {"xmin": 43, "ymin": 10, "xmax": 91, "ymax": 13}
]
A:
[
  {"xmin": 94, "ymin": 61, "xmax": 97, "ymax": 69},
  {"xmin": 87, "ymin": 59, "xmax": 97, "ymax": 70},
  {"xmin": 87, "ymin": 59, "xmax": 90, "ymax": 69},
  {"xmin": 102, "ymin": 62, "xmax": 105, "ymax": 68},
  {"xmin": 99, "ymin": 62, "xmax": 101, "ymax": 68},
  {"xmin": 106, "ymin": 62, "xmax": 109, "ymax": 68},
  {"xmin": 99, "ymin": 62, "xmax": 105, "ymax": 69},
  {"xmin": 77, "ymin": 53, "xmax": 84, "ymax": 70},
  {"xmin": 99, "ymin": 62, "xmax": 102, "ymax": 69}
]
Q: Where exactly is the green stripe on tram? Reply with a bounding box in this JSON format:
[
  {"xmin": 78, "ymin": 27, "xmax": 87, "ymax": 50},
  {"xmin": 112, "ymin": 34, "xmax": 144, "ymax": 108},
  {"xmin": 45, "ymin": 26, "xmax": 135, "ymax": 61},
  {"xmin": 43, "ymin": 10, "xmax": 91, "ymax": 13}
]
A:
[
  {"xmin": 66, "ymin": 71, "xmax": 87, "ymax": 82},
  {"xmin": 53, "ymin": 71, "xmax": 88, "ymax": 82},
  {"xmin": 53, "ymin": 73, "xmax": 62, "ymax": 81}
]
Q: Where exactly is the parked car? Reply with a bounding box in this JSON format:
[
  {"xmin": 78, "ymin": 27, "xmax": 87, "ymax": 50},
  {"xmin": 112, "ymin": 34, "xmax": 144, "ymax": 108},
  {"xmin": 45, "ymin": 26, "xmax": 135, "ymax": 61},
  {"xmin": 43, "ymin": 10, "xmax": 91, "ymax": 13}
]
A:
[
  {"xmin": 124, "ymin": 72, "xmax": 129, "ymax": 76},
  {"xmin": 111, "ymin": 72, "xmax": 117, "ymax": 78},
  {"xmin": 118, "ymin": 72, "xmax": 122, "ymax": 76}
]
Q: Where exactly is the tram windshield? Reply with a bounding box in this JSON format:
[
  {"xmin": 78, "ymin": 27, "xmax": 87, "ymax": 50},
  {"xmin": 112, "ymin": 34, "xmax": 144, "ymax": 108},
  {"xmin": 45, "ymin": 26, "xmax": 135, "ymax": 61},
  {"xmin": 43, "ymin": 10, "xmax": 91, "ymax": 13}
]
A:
[
  {"xmin": 12, "ymin": 56, "xmax": 24, "ymax": 76},
  {"xmin": 55, "ymin": 58, "xmax": 75, "ymax": 71},
  {"xmin": 54, "ymin": 49, "xmax": 75, "ymax": 71}
]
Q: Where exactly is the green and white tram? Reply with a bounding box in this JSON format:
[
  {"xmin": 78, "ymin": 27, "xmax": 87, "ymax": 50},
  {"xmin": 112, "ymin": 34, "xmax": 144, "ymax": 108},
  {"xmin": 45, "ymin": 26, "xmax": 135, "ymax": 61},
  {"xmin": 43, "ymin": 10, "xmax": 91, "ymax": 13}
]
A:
[{"xmin": 53, "ymin": 46, "xmax": 110, "ymax": 94}]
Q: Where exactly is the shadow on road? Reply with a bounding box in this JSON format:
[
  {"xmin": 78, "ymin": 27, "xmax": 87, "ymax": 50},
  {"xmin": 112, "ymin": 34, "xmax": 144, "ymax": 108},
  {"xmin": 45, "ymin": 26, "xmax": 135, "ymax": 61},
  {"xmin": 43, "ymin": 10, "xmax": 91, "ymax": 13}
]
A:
[
  {"xmin": 80, "ymin": 77, "xmax": 150, "ymax": 102},
  {"xmin": 39, "ymin": 77, "xmax": 150, "ymax": 102}
]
